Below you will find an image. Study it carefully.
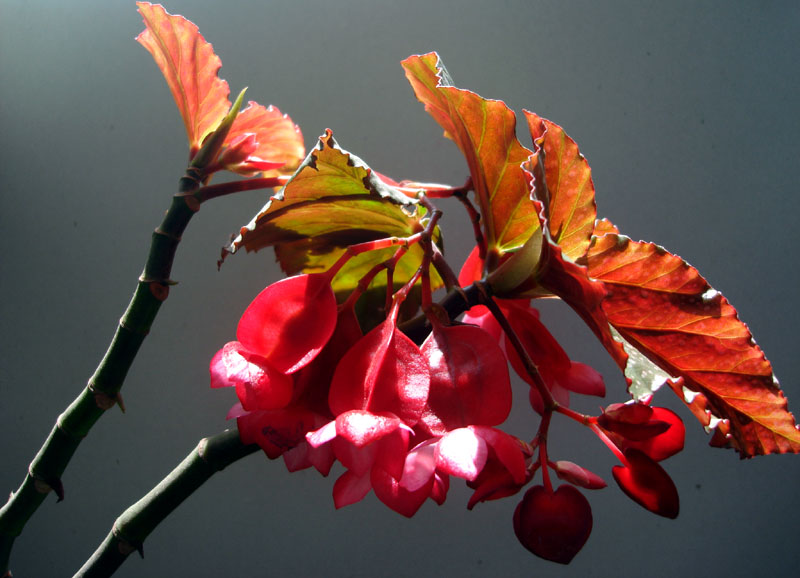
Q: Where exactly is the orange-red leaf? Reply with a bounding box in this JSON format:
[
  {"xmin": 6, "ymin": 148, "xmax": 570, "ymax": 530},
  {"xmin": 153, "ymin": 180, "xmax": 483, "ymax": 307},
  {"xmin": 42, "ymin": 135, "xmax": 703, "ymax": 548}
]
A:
[
  {"xmin": 525, "ymin": 112, "xmax": 597, "ymax": 261},
  {"xmin": 226, "ymin": 101, "xmax": 305, "ymax": 174},
  {"xmin": 402, "ymin": 53, "xmax": 535, "ymax": 254},
  {"xmin": 586, "ymin": 233, "xmax": 800, "ymax": 457},
  {"xmin": 136, "ymin": 2, "xmax": 230, "ymax": 155}
]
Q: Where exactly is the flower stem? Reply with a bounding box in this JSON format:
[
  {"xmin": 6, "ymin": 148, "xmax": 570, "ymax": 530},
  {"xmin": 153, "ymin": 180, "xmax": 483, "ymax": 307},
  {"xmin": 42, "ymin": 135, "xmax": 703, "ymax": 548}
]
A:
[
  {"xmin": 0, "ymin": 170, "xmax": 211, "ymax": 575},
  {"xmin": 475, "ymin": 283, "xmax": 556, "ymax": 409},
  {"xmin": 74, "ymin": 427, "xmax": 258, "ymax": 578}
]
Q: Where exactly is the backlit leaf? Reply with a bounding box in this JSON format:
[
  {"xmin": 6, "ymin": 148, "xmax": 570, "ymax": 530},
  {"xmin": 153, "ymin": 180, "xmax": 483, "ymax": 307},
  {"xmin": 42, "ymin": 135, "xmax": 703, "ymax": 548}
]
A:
[
  {"xmin": 136, "ymin": 2, "xmax": 230, "ymax": 155},
  {"xmin": 524, "ymin": 112, "xmax": 597, "ymax": 261},
  {"xmin": 226, "ymin": 130, "xmax": 441, "ymax": 294},
  {"xmin": 226, "ymin": 101, "xmax": 305, "ymax": 174},
  {"xmin": 402, "ymin": 52, "xmax": 536, "ymax": 254},
  {"xmin": 586, "ymin": 233, "xmax": 800, "ymax": 457}
]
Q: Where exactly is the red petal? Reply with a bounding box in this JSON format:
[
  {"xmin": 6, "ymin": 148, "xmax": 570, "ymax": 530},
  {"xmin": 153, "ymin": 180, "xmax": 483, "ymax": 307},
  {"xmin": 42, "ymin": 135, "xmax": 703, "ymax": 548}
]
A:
[
  {"xmin": 420, "ymin": 323, "xmax": 512, "ymax": 433},
  {"xmin": 237, "ymin": 274, "xmax": 337, "ymax": 374},
  {"xmin": 618, "ymin": 408, "xmax": 685, "ymax": 462},
  {"xmin": 333, "ymin": 470, "xmax": 372, "ymax": 509},
  {"xmin": 513, "ymin": 484, "xmax": 593, "ymax": 564},
  {"xmin": 612, "ymin": 448, "xmax": 679, "ymax": 519},
  {"xmin": 328, "ymin": 315, "xmax": 430, "ymax": 424},
  {"xmin": 555, "ymin": 362, "xmax": 605, "ymax": 397},
  {"xmin": 599, "ymin": 403, "xmax": 671, "ymax": 441},
  {"xmin": 371, "ymin": 466, "xmax": 433, "ymax": 518},
  {"xmin": 400, "ymin": 440, "xmax": 438, "ymax": 492},
  {"xmin": 233, "ymin": 362, "xmax": 293, "ymax": 412},
  {"xmin": 335, "ymin": 410, "xmax": 402, "ymax": 448}
]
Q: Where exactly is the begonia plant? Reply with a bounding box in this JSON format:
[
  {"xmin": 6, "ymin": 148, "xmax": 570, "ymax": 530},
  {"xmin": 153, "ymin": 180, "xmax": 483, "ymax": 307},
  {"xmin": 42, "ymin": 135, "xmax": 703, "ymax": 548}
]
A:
[{"xmin": 0, "ymin": 3, "xmax": 797, "ymax": 576}]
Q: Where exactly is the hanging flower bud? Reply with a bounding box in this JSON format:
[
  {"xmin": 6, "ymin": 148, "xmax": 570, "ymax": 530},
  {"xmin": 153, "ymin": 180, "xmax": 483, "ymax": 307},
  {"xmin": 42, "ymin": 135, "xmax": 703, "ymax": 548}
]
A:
[{"xmin": 513, "ymin": 484, "xmax": 593, "ymax": 564}]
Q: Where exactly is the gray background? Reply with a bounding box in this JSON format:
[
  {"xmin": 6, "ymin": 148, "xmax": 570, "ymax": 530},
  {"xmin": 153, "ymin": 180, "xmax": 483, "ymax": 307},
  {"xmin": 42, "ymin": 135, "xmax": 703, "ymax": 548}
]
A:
[{"xmin": 2, "ymin": 1, "xmax": 799, "ymax": 576}]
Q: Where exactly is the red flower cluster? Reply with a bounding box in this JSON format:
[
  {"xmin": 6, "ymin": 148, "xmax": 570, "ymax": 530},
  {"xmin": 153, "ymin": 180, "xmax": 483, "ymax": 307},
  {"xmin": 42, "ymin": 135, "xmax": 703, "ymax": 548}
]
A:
[{"xmin": 210, "ymin": 248, "xmax": 686, "ymax": 564}]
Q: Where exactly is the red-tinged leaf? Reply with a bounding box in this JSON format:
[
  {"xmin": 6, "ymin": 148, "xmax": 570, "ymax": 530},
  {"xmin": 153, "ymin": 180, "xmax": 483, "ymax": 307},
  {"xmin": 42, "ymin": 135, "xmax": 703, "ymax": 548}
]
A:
[
  {"xmin": 225, "ymin": 101, "xmax": 305, "ymax": 174},
  {"xmin": 224, "ymin": 130, "xmax": 442, "ymax": 295},
  {"xmin": 586, "ymin": 233, "xmax": 800, "ymax": 457},
  {"xmin": 612, "ymin": 448, "xmax": 679, "ymax": 519},
  {"xmin": 328, "ymin": 314, "xmax": 430, "ymax": 425},
  {"xmin": 136, "ymin": 2, "xmax": 230, "ymax": 155},
  {"xmin": 524, "ymin": 112, "xmax": 597, "ymax": 261},
  {"xmin": 553, "ymin": 461, "xmax": 607, "ymax": 490},
  {"xmin": 419, "ymin": 322, "xmax": 512, "ymax": 435},
  {"xmin": 371, "ymin": 465, "xmax": 434, "ymax": 518},
  {"xmin": 513, "ymin": 484, "xmax": 593, "ymax": 564},
  {"xmin": 237, "ymin": 273, "xmax": 337, "ymax": 375},
  {"xmin": 402, "ymin": 53, "xmax": 536, "ymax": 254}
]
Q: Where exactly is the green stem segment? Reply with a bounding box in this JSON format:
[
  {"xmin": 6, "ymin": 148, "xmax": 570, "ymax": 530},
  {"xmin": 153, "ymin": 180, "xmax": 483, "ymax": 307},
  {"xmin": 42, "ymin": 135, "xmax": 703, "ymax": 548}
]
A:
[
  {"xmin": 74, "ymin": 428, "xmax": 258, "ymax": 578},
  {"xmin": 0, "ymin": 172, "xmax": 203, "ymax": 575}
]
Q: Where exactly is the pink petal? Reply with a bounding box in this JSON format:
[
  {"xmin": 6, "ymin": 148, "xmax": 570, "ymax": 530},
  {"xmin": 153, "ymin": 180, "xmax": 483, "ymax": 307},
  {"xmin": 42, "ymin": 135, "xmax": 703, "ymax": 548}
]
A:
[
  {"xmin": 306, "ymin": 420, "xmax": 337, "ymax": 448},
  {"xmin": 435, "ymin": 428, "xmax": 488, "ymax": 481},
  {"xmin": 335, "ymin": 410, "xmax": 402, "ymax": 448},
  {"xmin": 553, "ymin": 460, "xmax": 607, "ymax": 490},
  {"xmin": 333, "ymin": 470, "xmax": 372, "ymax": 509},
  {"xmin": 400, "ymin": 440, "xmax": 438, "ymax": 492},
  {"xmin": 226, "ymin": 402, "xmax": 247, "ymax": 420}
]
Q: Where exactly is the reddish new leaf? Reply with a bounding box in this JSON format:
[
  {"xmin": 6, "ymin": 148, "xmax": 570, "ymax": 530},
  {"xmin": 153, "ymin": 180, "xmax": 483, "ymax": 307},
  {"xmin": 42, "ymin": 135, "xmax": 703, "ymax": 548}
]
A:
[
  {"xmin": 525, "ymin": 112, "xmax": 597, "ymax": 261},
  {"xmin": 402, "ymin": 53, "xmax": 536, "ymax": 254},
  {"xmin": 587, "ymin": 233, "xmax": 800, "ymax": 457},
  {"xmin": 226, "ymin": 101, "xmax": 305, "ymax": 174},
  {"xmin": 136, "ymin": 2, "xmax": 230, "ymax": 155}
]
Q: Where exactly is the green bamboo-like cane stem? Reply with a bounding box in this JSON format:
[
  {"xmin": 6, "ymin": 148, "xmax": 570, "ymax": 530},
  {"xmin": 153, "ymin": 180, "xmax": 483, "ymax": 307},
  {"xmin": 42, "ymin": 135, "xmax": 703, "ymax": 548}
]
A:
[
  {"xmin": 0, "ymin": 92, "xmax": 251, "ymax": 576},
  {"xmin": 74, "ymin": 428, "xmax": 258, "ymax": 578},
  {"xmin": 0, "ymin": 174, "xmax": 201, "ymax": 575}
]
